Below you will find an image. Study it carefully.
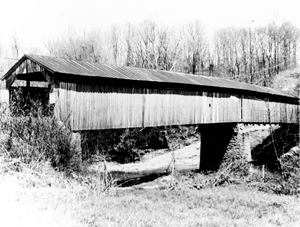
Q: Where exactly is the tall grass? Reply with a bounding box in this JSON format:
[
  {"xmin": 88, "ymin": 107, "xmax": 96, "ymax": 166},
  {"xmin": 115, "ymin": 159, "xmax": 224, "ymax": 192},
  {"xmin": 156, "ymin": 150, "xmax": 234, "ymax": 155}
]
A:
[{"xmin": 0, "ymin": 99, "xmax": 78, "ymax": 171}]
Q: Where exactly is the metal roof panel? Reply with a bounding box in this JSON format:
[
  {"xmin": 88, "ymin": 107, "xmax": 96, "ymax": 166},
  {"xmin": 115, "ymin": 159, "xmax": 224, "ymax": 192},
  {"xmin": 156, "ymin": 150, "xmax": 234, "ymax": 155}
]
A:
[{"xmin": 2, "ymin": 54, "xmax": 297, "ymax": 99}]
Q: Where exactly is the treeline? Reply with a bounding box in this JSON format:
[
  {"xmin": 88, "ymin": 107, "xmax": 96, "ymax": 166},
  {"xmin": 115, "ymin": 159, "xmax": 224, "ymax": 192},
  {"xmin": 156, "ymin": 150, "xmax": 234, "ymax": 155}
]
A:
[
  {"xmin": 214, "ymin": 22, "xmax": 299, "ymax": 85},
  {"xmin": 44, "ymin": 20, "xmax": 299, "ymax": 86}
]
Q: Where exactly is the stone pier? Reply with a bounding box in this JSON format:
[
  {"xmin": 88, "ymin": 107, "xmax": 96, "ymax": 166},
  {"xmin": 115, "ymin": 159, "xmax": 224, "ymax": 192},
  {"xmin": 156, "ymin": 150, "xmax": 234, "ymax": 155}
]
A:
[{"xmin": 199, "ymin": 123, "xmax": 236, "ymax": 171}]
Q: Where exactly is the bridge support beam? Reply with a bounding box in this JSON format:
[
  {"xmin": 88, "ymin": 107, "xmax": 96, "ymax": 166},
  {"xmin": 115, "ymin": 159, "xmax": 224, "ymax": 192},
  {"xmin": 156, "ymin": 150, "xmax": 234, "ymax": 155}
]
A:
[{"xmin": 199, "ymin": 123, "xmax": 236, "ymax": 171}]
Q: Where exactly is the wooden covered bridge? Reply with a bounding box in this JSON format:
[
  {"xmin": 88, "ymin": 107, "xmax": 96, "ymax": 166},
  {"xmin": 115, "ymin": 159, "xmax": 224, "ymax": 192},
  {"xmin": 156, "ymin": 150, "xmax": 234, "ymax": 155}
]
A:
[{"xmin": 2, "ymin": 54, "xmax": 299, "ymax": 169}]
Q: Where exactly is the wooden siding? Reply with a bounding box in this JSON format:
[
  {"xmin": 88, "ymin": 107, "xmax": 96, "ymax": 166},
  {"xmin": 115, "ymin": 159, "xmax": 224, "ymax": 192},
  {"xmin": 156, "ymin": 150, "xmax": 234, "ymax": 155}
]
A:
[
  {"xmin": 52, "ymin": 82, "xmax": 299, "ymax": 131},
  {"xmin": 241, "ymin": 96, "xmax": 298, "ymax": 123},
  {"xmin": 4, "ymin": 55, "xmax": 299, "ymax": 131}
]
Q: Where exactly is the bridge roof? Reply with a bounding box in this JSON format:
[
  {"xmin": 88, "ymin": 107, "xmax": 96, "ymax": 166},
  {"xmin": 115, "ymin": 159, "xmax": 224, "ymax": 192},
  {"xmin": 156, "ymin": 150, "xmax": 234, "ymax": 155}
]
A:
[{"xmin": 3, "ymin": 54, "xmax": 297, "ymax": 99}]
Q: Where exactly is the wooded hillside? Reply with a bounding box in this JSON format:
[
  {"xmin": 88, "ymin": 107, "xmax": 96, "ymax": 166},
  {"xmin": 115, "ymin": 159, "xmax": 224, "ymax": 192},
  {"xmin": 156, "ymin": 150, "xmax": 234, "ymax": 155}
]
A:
[{"xmin": 44, "ymin": 20, "xmax": 300, "ymax": 87}]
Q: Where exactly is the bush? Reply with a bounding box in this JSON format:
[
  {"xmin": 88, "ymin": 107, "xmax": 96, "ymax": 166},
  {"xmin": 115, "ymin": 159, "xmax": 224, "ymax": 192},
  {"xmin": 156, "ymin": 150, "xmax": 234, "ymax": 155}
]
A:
[
  {"xmin": 277, "ymin": 146, "xmax": 300, "ymax": 194},
  {"xmin": 0, "ymin": 101, "xmax": 77, "ymax": 171}
]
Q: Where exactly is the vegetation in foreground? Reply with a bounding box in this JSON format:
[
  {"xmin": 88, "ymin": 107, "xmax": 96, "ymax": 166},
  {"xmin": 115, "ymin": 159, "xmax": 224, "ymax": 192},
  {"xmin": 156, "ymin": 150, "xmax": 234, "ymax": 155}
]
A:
[
  {"xmin": 1, "ymin": 115, "xmax": 300, "ymax": 226},
  {"xmin": 1, "ymin": 158, "xmax": 300, "ymax": 227}
]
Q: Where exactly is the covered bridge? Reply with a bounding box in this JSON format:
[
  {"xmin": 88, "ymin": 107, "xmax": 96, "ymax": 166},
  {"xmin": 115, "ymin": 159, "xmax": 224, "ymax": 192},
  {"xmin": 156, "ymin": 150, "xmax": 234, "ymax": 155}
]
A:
[{"xmin": 2, "ymin": 54, "xmax": 299, "ymax": 169}]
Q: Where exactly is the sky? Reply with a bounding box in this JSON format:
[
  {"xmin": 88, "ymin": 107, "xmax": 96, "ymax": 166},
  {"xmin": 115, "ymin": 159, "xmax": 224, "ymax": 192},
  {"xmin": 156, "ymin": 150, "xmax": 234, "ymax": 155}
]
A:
[{"xmin": 1, "ymin": 0, "xmax": 300, "ymax": 57}]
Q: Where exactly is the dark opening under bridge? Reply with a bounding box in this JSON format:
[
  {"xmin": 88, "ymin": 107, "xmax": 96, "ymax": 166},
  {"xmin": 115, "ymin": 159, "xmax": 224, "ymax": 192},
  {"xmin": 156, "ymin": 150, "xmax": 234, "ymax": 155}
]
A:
[{"xmin": 2, "ymin": 54, "xmax": 299, "ymax": 170}]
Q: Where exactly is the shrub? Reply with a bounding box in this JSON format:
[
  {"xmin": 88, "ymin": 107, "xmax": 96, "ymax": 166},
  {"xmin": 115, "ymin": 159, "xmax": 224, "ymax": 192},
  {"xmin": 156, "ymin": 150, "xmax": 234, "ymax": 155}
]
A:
[
  {"xmin": 278, "ymin": 146, "xmax": 300, "ymax": 194},
  {"xmin": 0, "ymin": 100, "xmax": 76, "ymax": 171}
]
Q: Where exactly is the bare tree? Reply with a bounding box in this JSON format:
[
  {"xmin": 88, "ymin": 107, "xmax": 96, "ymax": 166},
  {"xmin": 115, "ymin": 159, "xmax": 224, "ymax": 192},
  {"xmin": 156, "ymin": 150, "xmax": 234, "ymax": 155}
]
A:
[
  {"xmin": 11, "ymin": 33, "xmax": 21, "ymax": 60},
  {"xmin": 43, "ymin": 19, "xmax": 299, "ymax": 86},
  {"xmin": 44, "ymin": 28, "xmax": 106, "ymax": 63},
  {"xmin": 182, "ymin": 21, "xmax": 208, "ymax": 75},
  {"xmin": 110, "ymin": 25, "xmax": 127, "ymax": 65},
  {"xmin": 212, "ymin": 21, "xmax": 300, "ymax": 85}
]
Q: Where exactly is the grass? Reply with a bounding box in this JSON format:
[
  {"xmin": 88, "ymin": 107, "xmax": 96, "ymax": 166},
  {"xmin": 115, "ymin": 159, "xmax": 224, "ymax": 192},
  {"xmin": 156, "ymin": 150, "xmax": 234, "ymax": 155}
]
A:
[{"xmin": 1, "ymin": 161, "xmax": 300, "ymax": 227}]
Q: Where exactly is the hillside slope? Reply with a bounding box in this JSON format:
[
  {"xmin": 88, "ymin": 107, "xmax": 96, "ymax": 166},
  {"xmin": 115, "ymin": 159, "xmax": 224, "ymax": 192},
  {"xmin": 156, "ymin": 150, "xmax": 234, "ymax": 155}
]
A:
[{"xmin": 272, "ymin": 67, "xmax": 300, "ymax": 96}]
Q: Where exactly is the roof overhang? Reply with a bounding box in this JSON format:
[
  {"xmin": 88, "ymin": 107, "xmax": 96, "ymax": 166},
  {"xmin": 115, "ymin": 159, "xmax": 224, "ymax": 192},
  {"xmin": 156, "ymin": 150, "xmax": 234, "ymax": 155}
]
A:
[{"xmin": 2, "ymin": 55, "xmax": 54, "ymax": 88}]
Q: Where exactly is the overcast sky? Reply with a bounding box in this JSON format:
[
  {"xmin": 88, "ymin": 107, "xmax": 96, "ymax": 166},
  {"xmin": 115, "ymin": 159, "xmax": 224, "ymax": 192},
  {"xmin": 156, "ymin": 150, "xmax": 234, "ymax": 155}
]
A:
[{"xmin": 1, "ymin": 0, "xmax": 300, "ymax": 56}]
